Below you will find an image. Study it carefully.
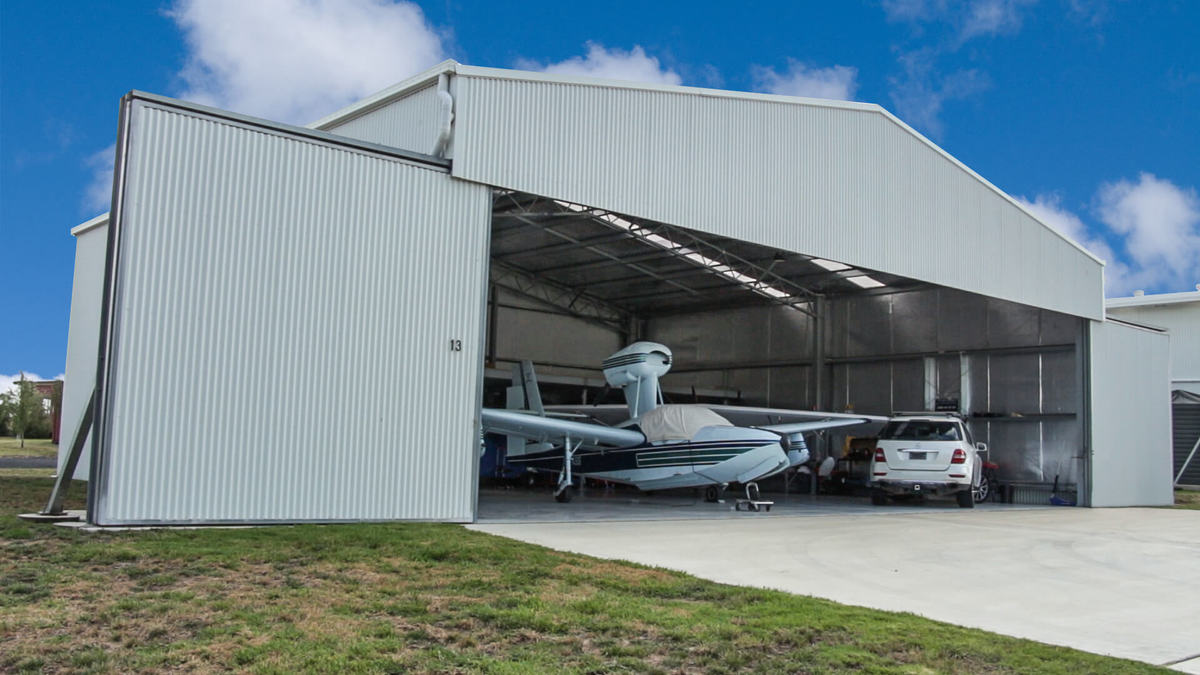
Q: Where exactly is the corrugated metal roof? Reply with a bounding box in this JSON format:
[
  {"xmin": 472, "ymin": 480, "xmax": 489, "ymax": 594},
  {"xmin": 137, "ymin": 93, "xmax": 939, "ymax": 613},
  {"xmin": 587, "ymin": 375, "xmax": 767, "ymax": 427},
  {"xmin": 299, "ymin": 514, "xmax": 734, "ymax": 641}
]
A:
[
  {"xmin": 1106, "ymin": 288, "xmax": 1200, "ymax": 308},
  {"xmin": 318, "ymin": 61, "xmax": 1106, "ymax": 321},
  {"xmin": 317, "ymin": 61, "xmax": 1105, "ymax": 269}
]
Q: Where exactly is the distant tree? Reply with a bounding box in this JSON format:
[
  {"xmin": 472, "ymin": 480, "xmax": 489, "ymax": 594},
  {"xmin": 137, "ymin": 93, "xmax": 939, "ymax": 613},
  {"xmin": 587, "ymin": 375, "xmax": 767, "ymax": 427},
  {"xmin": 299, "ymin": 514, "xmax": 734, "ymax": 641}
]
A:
[{"xmin": 0, "ymin": 373, "xmax": 47, "ymax": 448}]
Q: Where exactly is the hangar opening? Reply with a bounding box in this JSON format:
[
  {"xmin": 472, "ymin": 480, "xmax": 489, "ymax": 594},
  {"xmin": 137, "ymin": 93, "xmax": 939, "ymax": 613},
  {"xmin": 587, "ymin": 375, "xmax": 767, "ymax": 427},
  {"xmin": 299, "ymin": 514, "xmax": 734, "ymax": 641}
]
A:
[{"xmin": 477, "ymin": 190, "xmax": 1089, "ymax": 519}]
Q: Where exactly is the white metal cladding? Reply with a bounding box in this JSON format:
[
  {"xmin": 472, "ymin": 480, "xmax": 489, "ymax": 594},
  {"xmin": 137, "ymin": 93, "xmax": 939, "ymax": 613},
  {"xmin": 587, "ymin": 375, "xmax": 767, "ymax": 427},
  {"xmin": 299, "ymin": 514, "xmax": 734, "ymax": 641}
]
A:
[
  {"xmin": 59, "ymin": 216, "xmax": 109, "ymax": 480},
  {"xmin": 93, "ymin": 97, "xmax": 491, "ymax": 524},
  {"xmin": 1106, "ymin": 300, "xmax": 1200, "ymax": 394},
  {"xmin": 322, "ymin": 83, "xmax": 447, "ymax": 157},
  {"xmin": 449, "ymin": 71, "xmax": 1104, "ymax": 320},
  {"xmin": 1088, "ymin": 320, "xmax": 1173, "ymax": 506}
]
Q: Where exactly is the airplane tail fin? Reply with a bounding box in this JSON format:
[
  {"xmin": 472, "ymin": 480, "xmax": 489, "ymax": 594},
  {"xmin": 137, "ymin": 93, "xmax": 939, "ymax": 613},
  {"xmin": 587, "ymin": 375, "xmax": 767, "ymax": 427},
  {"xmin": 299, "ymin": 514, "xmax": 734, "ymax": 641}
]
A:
[
  {"xmin": 504, "ymin": 361, "xmax": 547, "ymax": 457},
  {"xmin": 601, "ymin": 342, "xmax": 673, "ymax": 420}
]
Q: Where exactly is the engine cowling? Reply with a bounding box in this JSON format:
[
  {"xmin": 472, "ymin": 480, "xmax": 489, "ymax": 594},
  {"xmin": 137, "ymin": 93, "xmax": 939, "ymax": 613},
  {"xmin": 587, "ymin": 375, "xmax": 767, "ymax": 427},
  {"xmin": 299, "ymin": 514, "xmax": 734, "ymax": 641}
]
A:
[
  {"xmin": 601, "ymin": 342, "xmax": 672, "ymax": 419},
  {"xmin": 785, "ymin": 433, "xmax": 810, "ymax": 467}
]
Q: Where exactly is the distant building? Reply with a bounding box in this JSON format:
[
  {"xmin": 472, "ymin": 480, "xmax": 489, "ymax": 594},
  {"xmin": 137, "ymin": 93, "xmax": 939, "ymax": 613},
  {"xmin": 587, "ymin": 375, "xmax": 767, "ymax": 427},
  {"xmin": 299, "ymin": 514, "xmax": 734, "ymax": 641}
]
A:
[{"xmin": 31, "ymin": 380, "xmax": 63, "ymax": 444}]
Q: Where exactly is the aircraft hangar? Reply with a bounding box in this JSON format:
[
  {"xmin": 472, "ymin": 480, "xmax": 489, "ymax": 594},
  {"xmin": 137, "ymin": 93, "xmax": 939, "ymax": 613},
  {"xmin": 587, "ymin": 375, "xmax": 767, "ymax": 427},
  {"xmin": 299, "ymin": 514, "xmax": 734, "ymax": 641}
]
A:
[{"xmin": 57, "ymin": 61, "xmax": 1173, "ymax": 525}]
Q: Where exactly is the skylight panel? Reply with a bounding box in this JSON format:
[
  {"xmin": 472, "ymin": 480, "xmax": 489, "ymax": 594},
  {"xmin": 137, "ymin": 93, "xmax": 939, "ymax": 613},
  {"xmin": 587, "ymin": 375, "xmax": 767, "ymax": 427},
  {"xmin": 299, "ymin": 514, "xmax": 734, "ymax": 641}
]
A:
[
  {"xmin": 846, "ymin": 275, "xmax": 885, "ymax": 289},
  {"xmin": 554, "ymin": 200, "xmax": 795, "ymax": 301},
  {"xmin": 811, "ymin": 258, "xmax": 851, "ymax": 272}
]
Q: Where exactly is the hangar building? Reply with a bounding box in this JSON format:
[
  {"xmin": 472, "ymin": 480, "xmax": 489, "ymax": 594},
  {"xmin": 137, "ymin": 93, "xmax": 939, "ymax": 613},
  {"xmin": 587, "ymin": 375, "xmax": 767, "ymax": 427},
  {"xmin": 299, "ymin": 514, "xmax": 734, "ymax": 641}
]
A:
[{"xmin": 58, "ymin": 61, "xmax": 1173, "ymax": 525}]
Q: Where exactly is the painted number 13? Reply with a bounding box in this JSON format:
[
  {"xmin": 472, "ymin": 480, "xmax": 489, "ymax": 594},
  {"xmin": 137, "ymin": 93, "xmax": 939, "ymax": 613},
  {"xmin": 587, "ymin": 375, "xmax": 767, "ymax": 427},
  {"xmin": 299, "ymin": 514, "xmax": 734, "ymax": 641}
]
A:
[{"xmin": 449, "ymin": 339, "xmax": 463, "ymax": 352}]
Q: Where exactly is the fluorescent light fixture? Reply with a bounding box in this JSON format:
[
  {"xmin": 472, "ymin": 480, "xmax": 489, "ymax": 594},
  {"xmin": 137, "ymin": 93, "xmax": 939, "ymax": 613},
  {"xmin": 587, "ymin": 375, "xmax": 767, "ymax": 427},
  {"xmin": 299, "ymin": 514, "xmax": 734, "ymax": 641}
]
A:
[
  {"xmin": 846, "ymin": 275, "xmax": 885, "ymax": 289},
  {"xmin": 556, "ymin": 200, "xmax": 792, "ymax": 300},
  {"xmin": 811, "ymin": 258, "xmax": 851, "ymax": 272}
]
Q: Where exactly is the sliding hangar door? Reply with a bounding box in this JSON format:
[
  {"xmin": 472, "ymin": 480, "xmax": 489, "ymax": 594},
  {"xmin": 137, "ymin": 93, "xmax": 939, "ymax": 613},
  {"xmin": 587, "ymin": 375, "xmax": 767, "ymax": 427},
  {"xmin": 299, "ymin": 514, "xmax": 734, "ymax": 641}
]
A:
[{"xmin": 85, "ymin": 94, "xmax": 491, "ymax": 525}]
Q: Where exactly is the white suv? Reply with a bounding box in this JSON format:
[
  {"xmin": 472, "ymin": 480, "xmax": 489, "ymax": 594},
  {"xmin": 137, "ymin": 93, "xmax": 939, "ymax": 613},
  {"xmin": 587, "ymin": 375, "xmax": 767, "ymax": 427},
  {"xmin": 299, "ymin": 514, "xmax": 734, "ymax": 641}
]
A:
[{"xmin": 869, "ymin": 414, "xmax": 987, "ymax": 508}]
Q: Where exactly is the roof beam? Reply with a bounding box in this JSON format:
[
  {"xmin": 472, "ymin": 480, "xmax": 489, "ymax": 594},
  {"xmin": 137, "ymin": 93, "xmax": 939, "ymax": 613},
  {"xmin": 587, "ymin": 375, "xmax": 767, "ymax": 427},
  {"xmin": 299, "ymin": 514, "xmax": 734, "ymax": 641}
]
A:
[{"xmin": 490, "ymin": 260, "xmax": 630, "ymax": 332}]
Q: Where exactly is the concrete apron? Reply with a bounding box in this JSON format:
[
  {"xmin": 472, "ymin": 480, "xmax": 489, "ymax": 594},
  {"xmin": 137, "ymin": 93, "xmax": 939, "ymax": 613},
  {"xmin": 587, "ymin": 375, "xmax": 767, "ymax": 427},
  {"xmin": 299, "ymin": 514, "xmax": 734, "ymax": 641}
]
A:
[{"xmin": 469, "ymin": 508, "xmax": 1200, "ymax": 670}]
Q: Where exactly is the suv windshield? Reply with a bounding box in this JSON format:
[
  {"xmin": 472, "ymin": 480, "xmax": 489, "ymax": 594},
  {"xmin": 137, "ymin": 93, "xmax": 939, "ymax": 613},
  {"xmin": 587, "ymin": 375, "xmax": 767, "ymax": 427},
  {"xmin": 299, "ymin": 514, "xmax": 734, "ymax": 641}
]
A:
[{"xmin": 880, "ymin": 420, "xmax": 962, "ymax": 441}]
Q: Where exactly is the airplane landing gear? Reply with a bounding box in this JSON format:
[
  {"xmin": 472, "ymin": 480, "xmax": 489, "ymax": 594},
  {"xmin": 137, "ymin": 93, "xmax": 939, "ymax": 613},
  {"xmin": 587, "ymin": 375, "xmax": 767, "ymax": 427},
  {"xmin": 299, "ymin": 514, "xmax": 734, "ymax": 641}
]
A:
[
  {"xmin": 704, "ymin": 483, "xmax": 729, "ymax": 503},
  {"xmin": 554, "ymin": 436, "xmax": 581, "ymax": 503}
]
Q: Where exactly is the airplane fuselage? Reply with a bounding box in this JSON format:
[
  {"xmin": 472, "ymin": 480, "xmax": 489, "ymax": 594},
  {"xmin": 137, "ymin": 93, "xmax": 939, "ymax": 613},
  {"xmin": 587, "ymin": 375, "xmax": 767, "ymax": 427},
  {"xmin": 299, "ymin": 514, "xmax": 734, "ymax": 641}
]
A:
[{"xmin": 506, "ymin": 425, "xmax": 790, "ymax": 491}]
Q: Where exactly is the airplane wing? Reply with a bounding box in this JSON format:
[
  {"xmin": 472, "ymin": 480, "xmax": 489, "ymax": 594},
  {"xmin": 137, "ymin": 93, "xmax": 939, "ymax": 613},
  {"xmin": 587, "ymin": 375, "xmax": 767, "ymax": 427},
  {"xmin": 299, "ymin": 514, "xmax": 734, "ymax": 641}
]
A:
[
  {"xmin": 481, "ymin": 408, "xmax": 645, "ymax": 447},
  {"xmin": 754, "ymin": 417, "xmax": 879, "ymax": 435},
  {"xmin": 541, "ymin": 404, "xmax": 630, "ymax": 426},
  {"xmin": 542, "ymin": 403, "xmax": 887, "ymax": 434},
  {"xmin": 698, "ymin": 404, "xmax": 887, "ymax": 432}
]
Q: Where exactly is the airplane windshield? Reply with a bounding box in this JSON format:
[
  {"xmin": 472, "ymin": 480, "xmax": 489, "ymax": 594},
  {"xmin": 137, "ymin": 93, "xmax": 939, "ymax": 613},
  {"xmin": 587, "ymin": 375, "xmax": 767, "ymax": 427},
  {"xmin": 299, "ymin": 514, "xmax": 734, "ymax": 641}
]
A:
[{"xmin": 879, "ymin": 420, "xmax": 962, "ymax": 441}]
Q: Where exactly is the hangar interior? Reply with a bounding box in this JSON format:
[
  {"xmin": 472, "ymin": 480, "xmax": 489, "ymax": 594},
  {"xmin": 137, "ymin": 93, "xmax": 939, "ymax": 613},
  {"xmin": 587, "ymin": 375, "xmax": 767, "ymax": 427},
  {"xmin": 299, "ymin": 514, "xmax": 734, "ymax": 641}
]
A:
[{"xmin": 479, "ymin": 190, "xmax": 1087, "ymax": 506}]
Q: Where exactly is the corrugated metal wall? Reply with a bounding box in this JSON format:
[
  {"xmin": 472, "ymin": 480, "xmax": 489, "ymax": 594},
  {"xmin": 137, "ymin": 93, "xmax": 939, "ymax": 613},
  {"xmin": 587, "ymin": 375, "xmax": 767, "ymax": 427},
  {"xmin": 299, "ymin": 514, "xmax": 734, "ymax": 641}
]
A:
[
  {"xmin": 1089, "ymin": 320, "xmax": 1173, "ymax": 506},
  {"xmin": 59, "ymin": 218, "xmax": 109, "ymax": 480},
  {"xmin": 92, "ymin": 97, "xmax": 491, "ymax": 524},
  {"xmin": 489, "ymin": 287, "xmax": 623, "ymax": 376},
  {"xmin": 651, "ymin": 304, "xmax": 815, "ymax": 408},
  {"xmin": 1106, "ymin": 301, "xmax": 1200, "ymax": 395},
  {"xmin": 649, "ymin": 287, "xmax": 1086, "ymax": 484},
  {"xmin": 449, "ymin": 71, "xmax": 1104, "ymax": 321},
  {"xmin": 321, "ymin": 83, "xmax": 448, "ymax": 158},
  {"xmin": 1172, "ymin": 402, "xmax": 1200, "ymax": 486}
]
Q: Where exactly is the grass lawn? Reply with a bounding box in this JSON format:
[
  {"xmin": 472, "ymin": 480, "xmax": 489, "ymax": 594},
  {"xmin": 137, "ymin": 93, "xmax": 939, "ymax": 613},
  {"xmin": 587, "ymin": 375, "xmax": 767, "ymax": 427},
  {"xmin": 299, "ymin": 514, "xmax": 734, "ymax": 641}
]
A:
[
  {"xmin": 1174, "ymin": 488, "xmax": 1200, "ymax": 509},
  {"xmin": 0, "ymin": 436, "xmax": 58, "ymax": 458},
  {"xmin": 1, "ymin": 471, "xmax": 1164, "ymax": 674}
]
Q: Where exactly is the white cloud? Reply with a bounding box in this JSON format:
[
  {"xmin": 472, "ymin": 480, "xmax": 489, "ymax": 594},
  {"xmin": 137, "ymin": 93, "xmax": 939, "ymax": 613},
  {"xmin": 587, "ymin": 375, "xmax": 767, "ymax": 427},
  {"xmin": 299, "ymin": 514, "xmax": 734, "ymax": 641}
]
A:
[
  {"xmin": 881, "ymin": 0, "xmax": 947, "ymax": 23},
  {"xmin": 888, "ymin": 49, "xmax": 988, "ymax": 139},
  {"xmin": 882, "ymin": 0, "xmax": 1036, "ymax": 43},
  {"xmin": 958, "ymin": 0, "xmax": 1034, "ymax": 41},
  {"xmin": 83, "ymin": 144, "xmax": 115, "ymax": 214},
  {"xmin": 753, "ymin": 60, "xmax": 859, "ymax": 101},
  {"xmin": 517, "ymin": 43, "xmax": 682, "ymax": 86},
  {"xmin": 1018, "ymin": 176, "xmax": 1200, "ymax": 296},
  {"xmin": 1096, "ymin": 173, "xmax": 1200, "ymax": 291},
  {"xmin": 169, "ymin": 0, "xmax": 446, "ymax": 125},
  {"xmin": 1066, "ymin": 0, "xmax": 1111, "ymax": 27}
]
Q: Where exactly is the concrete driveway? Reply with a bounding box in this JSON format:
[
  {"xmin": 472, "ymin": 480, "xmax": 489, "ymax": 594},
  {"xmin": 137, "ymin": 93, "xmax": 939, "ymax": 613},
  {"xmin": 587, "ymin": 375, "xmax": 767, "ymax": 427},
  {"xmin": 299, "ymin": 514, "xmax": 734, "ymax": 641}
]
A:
[{"xmin": 470, "ymin": 507, "xmax": 1200, "ymax": 671}]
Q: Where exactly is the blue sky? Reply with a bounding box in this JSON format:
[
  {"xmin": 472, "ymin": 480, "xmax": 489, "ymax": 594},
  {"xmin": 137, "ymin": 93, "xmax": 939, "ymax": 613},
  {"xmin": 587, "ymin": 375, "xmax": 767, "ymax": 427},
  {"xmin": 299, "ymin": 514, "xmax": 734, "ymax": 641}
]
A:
[{"xmin": 2, "ymin": 0, "xmax": 1198, "ymax": 382}]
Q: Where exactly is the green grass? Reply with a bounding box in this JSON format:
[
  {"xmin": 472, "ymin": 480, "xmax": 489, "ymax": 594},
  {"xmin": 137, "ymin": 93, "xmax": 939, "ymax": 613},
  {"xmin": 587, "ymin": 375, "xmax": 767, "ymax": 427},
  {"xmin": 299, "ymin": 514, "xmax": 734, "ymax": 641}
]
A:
[
  {"xmin": 1173, "ymin": 488, "xmax": 1200, "ymax": 509},
  {"xmin": 0, "ymin": 474, "xmax": 1165, "ymax": 674},
  {"xmin": 0, "ymin": 436, "xmax": 58, "ymax": 458}
]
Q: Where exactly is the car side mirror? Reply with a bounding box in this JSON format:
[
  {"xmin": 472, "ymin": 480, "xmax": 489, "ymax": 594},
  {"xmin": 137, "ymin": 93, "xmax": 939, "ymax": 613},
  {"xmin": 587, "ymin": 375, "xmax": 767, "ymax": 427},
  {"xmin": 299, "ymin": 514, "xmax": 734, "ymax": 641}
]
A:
[{"xmin": 976, "ymin": 442, "xmax": 988, "ymax": 453}]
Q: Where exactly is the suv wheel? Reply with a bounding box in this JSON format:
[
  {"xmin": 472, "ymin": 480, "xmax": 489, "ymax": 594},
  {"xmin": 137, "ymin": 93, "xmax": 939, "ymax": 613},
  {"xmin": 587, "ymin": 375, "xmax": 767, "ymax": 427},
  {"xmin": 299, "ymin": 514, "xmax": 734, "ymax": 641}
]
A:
[
  {"xmin": 956, "ymin": 489, "xmax": 975, "ymax": 508},
  {"xmin": 973, "ymin": 474, "xmax": 990, "ymax": 503},
  {"xmin": 870, "ymin": 490, "xmax": 889, "ymax": 506}
]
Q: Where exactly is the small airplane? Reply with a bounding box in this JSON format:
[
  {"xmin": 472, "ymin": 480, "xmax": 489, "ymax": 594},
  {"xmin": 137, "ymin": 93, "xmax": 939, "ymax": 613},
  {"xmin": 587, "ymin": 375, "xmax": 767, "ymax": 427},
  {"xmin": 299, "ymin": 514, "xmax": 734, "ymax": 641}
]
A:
[{"xmin": 481, "ymin": 342, "xmax": 885, "ymax": 503}]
